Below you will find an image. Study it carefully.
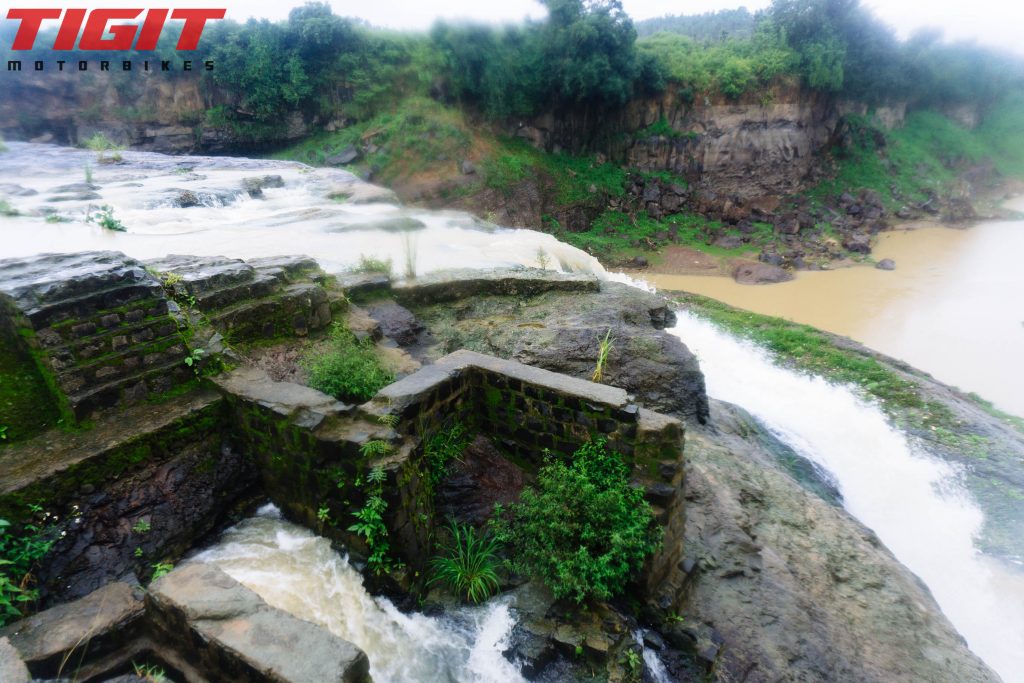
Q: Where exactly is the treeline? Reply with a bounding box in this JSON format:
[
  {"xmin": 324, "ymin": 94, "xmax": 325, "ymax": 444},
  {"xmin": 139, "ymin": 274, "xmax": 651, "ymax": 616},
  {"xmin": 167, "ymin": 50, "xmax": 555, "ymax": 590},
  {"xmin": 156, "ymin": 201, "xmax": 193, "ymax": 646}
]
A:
[{"xmin": 5, "ymin": 0, "xmax": 1020, "ymax": 142}]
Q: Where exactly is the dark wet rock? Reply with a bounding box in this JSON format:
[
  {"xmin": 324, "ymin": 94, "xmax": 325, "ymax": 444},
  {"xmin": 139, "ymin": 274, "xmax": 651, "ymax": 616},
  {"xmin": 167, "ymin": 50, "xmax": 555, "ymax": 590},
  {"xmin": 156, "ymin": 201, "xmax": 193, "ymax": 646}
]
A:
[
  {"xmin": 712, "ymin": 235, "xmax": 743, "ymax": 249},
  {"xmin": 876, "ymin": 258, "xmax": 896, "ymax": 270},
  {"xmin": 758, "ymin": 249, "xmax": 785, "ymax": 267},
  {"xmin": 393, "ymin": 268, "xmax": 599, "ymax": 306},
  {"xmin": 733, "ymin": 260, "xmax": 794, "ymax": 285},
  {"xmin": 336, "ymin": 272, "xmax": 392, "ymax": 299},
  {"xmin": 366, "ymin": 302, "xmax": 424, "ymax": 347},
  {"xmin": 52, "ymin": 182, "xmax": 99, "ymax": 194},
  {"xmin": 175, "ymin": 190, "xmax": 200, "ymax": 207},
  {"xmin": 325, "ymin": 216, "xmax": 426, "ymax": 233},
  {"xmin": 241, "ymin": 175, "xmax": 285, "ymax": 198},
  {"xmin": 437, "ymin": 436, "xmax": 525, "ymax": 526},
  {"xmin": 412, "ymin": 279, "xmax": 708, "ymax": 422},
  {"xmin": 0, "ymin": 184, "xmax": 38, "ymax": 197},
  {"xmin": 843, "ymin": 233, "xmax": 872, "ymax": 254},
  {"xmin": 325, "ymin": 145, "xmax": 361, "ymax": 166}
]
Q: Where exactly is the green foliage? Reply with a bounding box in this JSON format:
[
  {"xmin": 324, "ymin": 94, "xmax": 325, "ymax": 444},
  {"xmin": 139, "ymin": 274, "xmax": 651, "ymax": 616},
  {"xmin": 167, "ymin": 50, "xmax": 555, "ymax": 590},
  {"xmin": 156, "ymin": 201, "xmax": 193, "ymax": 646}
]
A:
[
  {"xmin": 484, "ymin": 138, "xmax": 627, "ymax": 204},
  {"xmin": 150, "ymin": 562, "xmax": 174, "ymax": 582},
  {"xmin": 592, "ymin": 329, "xmax": 613, "ymax": 383},
  {"xmin": 424, "ymin": 422, "xmax": 471, "ymax": 488},
  {"xmin": 492, "ymin": 439, "xmax": 661, "ymax": 603},
  {"xmin": 82, "ymin": 132, "xmax": 122, "ymax": 154},
  {"xmin": 132, "ymin": 662, "xmax": 169, "ymax": 683},
  {"xmin": 0, "ymin": 509, "xmax": 56, "ymax": 626},
  {"xmin": 349, "ymin": 465, "xmax": 393, "ymax": 574},
  {"xmin": 429, "ymin": 519, "xmax": 502, "ymax": 604},
  {"xmin": 0, "ymin": 426, "xmax": 6, "ymax": 440},
  {"xmin": 132, "ymin": 519, "xmax": 151, "ymax": 534},
  {"xmin": 350, "ymin": 255, "xmax": 393, "ymax": 275},
  {"xmin": 303, "ymin": 323, "xmax": 393, "ymax": 403},
  {"xmin": 87, "ymin": 205, "xmax": 127, "ymax": 232},
  {"xmin": 636, "ymin": 8, "xmax": 756, "ymax": 41}
]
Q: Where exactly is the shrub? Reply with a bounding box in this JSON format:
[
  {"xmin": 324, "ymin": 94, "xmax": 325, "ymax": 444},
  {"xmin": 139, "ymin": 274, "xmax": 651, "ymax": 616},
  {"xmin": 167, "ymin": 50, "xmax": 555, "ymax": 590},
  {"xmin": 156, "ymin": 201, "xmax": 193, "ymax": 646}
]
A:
[
  {"xmin": 430, "ymin": 519, "xmax": 502, "ymax": 604},
  {"xmin": 0, "ymin": 511, "xmax": 56, "ymax": 626},
  {"xmin": 350, "ymin": 255, "xmax": 393, "ymax": 275},
  {"xmin": 492, "ymin": 439, "xmax": 661, "ymax": 603},
  {"xmin": 303, "ymin": 323, "xmax": 394, "ymax": 403}
]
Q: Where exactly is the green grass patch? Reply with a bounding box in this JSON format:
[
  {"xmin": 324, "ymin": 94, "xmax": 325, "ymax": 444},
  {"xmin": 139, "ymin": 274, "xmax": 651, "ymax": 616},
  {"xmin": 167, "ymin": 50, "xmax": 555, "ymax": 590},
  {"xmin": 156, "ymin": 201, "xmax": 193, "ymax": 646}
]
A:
[
  {"xmin": 269, "ymin": 97, "xmax": 471, "ymax": 183},
  {"xmin": 303, "ymin": 323, "xmax": 394, "ymax": 403},
  {"xmin": 483, "ymin": 137, "xmax": 627, "ymax": 205}
]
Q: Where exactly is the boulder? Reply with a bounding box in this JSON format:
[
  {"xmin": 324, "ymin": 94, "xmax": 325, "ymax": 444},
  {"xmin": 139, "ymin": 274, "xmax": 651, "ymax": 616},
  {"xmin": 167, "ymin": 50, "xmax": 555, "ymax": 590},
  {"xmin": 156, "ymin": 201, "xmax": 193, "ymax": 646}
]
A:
[
  {"xmin": 326, "ymin": 145, "xmax": 361, "ymax": 166},
  {"xmin": 876, "ymin": 258, "xmax": 896, "ymax": 271},
  {"xmin": 0, "ymin": 639, "xmax": 28, "ymax": 683},
  {"xmin": 366, "ymin": 301, "xmax": 424, "ymax": 347},
  {"xmin": 733, "ymin": 261, "xmax": 794, "ymax": 285},
  {"xmin": 242, "ymin": 175, "xmax": 285, "ymax": 198},
  {"xmin": 843, "ymin": 233, "xmax": 872, "ymax": 254}
]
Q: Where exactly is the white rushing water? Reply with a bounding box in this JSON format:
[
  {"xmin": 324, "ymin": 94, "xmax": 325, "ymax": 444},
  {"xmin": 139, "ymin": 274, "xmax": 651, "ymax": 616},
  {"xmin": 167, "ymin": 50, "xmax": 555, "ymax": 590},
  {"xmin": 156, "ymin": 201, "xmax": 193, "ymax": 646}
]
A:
[
  {"xmin": 192, "ymin": 505, "xmax": 526, "ymax": 683},
  {"xmin": 0, "ymin": 143, "xmax": 603, "ymax": 275},
  {"xmin": 667, "ymin": 311, "xmax": 1024, "ymax": 682},
  {"xmin": 5, "ymin": 143, "xmax": 1023, "ymax": 681}
]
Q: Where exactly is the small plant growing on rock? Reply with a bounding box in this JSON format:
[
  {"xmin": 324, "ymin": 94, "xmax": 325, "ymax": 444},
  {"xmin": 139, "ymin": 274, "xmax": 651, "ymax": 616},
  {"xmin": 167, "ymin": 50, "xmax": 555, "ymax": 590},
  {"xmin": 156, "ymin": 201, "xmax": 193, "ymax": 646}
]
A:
[
  {"xmin": 592, "ymin": 329, "xmax": 614, "ymax": 383},
  {"xmin": 82, "ymin": 132, "xmax": 124, "ymax": 163},
  {"xmin": 429, "ymin": 519, "xmax": 502, "ymax": 604},
  {"xmin": 87, "ymin": 205, "xmax": 126, "ymax": 232},
  {"xmin": 132, "ymin": 519, "xmax": 151, "ymax": 534},
  {"xmin": 349, "ymin": 466, "xmax": 392, "ymax": 575},
  {"xmin": 184, "ymin": 348, "xmax": 206, "ymax": 375},
  {"xmin": 0, "ymin": 507, "xmax": 56, "ymax": 626},
  {"xmin": 535, "ymin": 248, "xmax": 551, "ymax": 270},
  {"xmin": 424, "ymin": 422, "xmax": 470, "ymax": 488},
  {"xmin": 132, "ymin": 662, "xmax": 168, "ymax": 683},
  {"xmin": 0, "ymin": 426, "xmax": 6, "ymax": 440},
  {"xmin": 304, "ymin": 323, "xmax": 394, "ymax": 403},
  {"xmin": 150, "ymin": 562, "xmax": 173, "ymax": 582},
  {"xmin": 351, "ymin": 255, "xmax": 392, "ymax": 275}
]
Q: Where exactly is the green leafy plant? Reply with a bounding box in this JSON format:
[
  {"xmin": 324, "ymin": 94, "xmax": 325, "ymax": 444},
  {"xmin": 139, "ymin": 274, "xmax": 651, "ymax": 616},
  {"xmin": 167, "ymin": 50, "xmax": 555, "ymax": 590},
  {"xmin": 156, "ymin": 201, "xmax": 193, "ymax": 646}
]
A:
[
  {"xmin": 624, "ymin": 648, "xmax": 642, "ymax": 682},
  {"xmin": 303, "ymin": 323, "xmax": 394, "ymax": 403},
  {"xmin": 429, "ymin": 519, "xmax": 502, "ymax": 604},
  {"xmin": 348, "ymin": 466, "xmax": 392, "ymax": 574},
  {"xmin": 132, "ymin": 519, "xmax": 151, "ymax": 534},
  {"xmin": 82, "ymin": 132, "xmax": 124, "ymax": 162},
  {"xmin": 492, "ymin": 439, "xmax": 661, "ymax": 603},
  {"xmin": 360, "ymin": 439, "xmax": 392, "ymax": 458},
  {"xmin": 184, "ymin": 348, "xmax": 206, "ymax": 375},
  {"xmin": 0, "ymin": 509, "xmax": 56, "ymax": 626},
  {"xmin": 424, "ymin": 422, "xmax": 470, "ymax": 488},
  {"xmin": 150, "ymin": 562, "xmax": 174, "ymax": 582},
  {"xmin": 134, "ymin": 546, "xmax": 144, "ymax": 558},
  {"xmin": 0, "ymin": 426, "xmax": 6, "ymax": 441},
  {"xmin": 592, "ymin": 329, "xmax": 614, "ymax": 383},
  {"xmin": 87, "ymin": 205, "xmax": 126, "ymax": 232},
  {"xmin": 316, "ymin": 505, "xmax": 331, "ymax": 533}
]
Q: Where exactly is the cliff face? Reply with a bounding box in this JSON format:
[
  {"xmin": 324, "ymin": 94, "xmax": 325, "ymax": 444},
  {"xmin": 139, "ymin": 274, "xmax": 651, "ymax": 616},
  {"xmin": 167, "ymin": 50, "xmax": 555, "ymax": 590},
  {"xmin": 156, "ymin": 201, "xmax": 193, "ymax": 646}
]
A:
[
  {"xmin": 518, "ymin": 85, "xmax": 908, "ymax": 208},
  {"xmin": 0, "ymin": 73, "xmax": 311, "ymax": 153}
]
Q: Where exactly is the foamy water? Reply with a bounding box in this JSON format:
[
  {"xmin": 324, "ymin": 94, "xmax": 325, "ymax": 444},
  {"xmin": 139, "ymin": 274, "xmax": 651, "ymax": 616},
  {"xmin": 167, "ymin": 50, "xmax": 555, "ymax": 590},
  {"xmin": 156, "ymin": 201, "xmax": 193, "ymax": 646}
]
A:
[
  {"xmin": 192, "ymin": 505, "xmax": 525, "ymax": 683},
  {"xmin": 668, "ymin": 311, "xmax": 1024, "ymax": 682}
]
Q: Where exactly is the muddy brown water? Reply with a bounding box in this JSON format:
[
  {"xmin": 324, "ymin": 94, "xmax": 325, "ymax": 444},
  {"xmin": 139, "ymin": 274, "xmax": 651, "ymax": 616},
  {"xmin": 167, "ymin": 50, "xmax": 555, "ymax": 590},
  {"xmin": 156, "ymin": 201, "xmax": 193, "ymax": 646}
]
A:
[{"xmin": 647, "ymin": 208, "xmax": 1024, "ymax": 418}]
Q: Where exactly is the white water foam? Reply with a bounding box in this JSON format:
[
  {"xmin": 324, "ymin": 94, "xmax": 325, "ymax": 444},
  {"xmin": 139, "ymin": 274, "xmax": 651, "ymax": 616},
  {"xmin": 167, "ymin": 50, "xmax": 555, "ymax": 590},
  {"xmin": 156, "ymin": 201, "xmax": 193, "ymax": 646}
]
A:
[
  {"xmin": 192, "ymin": 507, "xmax": 525, "ymax": 683},
  {"xmin": 668, "ymin": 311, "xmax": 1024, "ymax": 682}
]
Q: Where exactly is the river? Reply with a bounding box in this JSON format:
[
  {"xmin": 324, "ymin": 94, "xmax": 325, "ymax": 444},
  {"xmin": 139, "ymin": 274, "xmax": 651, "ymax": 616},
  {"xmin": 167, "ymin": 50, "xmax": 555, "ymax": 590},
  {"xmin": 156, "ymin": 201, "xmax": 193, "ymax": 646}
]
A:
[
  {"xmin": 2, "ymin": 144, "xmax": 1022, "ymax": 681},
  {"xmin": 646, "ymin": 208, "xmax": 1024, "ymax": 419}
]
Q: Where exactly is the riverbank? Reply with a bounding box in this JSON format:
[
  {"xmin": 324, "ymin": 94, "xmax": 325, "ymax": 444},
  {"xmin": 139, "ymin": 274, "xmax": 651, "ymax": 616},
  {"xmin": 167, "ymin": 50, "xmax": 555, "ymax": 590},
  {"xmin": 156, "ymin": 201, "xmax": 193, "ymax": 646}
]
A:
[{"xmin": 639, "ymin": 196, "xmax": 1024, "ymax": 419}]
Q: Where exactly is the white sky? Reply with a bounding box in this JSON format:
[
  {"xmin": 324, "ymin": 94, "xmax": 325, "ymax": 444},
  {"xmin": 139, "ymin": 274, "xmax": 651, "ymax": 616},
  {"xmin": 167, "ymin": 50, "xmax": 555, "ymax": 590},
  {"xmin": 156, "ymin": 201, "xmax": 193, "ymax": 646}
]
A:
[{"xmin": 5, "ymin": 0, "xmax": 1024, "ymax": 55}]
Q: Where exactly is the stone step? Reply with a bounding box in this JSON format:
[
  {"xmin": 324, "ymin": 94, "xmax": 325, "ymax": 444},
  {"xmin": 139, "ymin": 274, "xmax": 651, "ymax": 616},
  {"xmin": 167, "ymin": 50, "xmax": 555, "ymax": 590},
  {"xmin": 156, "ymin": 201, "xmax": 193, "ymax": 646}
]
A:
[
  {"xmin": 192, "ymin": 272, "xmax": 280, "ymax": 311},
  {"xmin": 43, "ymin": 316, "xmax": 179, "ymax": 366},
  {"xmin": 144, "ymin": 255, "xmax": 257, "ymax": 296},
  {"xmin": 209, "ymin": 283, "xmax": 331, "ymax": 342},
  {"xmin": 248, "ymin": 255, "xmax": 320, "ymax": 283},
  {"xmin": 66, "ymin": 356, "xmax": 193, "ymax": 418}
]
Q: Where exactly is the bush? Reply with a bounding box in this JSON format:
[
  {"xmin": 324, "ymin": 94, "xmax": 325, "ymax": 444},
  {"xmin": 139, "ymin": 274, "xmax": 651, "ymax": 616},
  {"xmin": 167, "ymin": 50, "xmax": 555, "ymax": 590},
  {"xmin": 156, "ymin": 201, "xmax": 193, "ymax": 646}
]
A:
[
  {"xmin": 424, "ymin": 422, "xmax": 471, "ymax": 488},
  {"xmin": 303, "ymin": 324, "xmax": 393, "ymax": 403},
  {"xmin": 430, "ymin": 519, "xmax": 502, "ymax": 604},
  {"xmin": 0, "ymin": 511, "xmax": 55, "ymax": 626},
  {"xmin": 492, "ymin": 439, "xmax": 661, "ymax": 603}
]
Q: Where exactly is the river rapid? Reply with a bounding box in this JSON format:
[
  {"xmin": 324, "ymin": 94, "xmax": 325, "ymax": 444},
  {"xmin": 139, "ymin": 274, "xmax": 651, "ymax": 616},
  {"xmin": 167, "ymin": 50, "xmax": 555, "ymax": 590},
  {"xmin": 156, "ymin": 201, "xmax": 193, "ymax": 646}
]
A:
[{"xmin": 2, "ymin": 144, "xmax": 1022, "ymax": 681}]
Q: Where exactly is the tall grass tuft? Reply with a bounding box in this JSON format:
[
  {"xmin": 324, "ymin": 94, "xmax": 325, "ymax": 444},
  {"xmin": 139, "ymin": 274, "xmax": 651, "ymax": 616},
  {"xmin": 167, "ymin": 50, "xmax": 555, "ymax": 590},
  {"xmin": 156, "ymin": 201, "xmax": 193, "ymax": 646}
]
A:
[{"xmin": 430, "ymin": 519, "xmax": 502, "ymax": 604}]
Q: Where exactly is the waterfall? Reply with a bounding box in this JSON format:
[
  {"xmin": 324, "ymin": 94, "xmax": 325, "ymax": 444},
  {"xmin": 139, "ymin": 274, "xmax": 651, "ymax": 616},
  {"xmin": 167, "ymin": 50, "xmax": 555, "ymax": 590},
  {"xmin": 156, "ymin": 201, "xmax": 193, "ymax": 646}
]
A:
[
  {"xmin": 192, "ymin": 505, "xmax": 526, "ymax": 683},
  {"xmin": 667, "ymin": 311, "xmax": 1024, "ymax": 682}
]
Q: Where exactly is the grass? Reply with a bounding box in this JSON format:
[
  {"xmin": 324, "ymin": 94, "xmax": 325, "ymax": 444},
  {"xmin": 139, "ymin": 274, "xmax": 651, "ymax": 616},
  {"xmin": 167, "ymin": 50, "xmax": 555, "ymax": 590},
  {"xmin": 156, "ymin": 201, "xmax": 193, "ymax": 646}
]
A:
[
  {"xmin": 808, "ymin": 99, "xmax": 1024, "ymax": 211},
  {"xmin": 349, "ymin": 255, "xmax": 393, "ymax": 275},
  {"xmin": 429, "ymin": 519, "xmax": 502, "ymax": 604},
  {"xmin": 303, "ymin": 323, "xmax": 394, "ymax": 403},
  {"xmin": 592, "ymin": 329, "xmax": 614, "ymax": 383},
  {"xmin": 270, "ymin": 97, "xmax": 472, "ymax": 183},
  {"xmin": 424, "ymin": 422, "xmax": 471, "ymax": 488}
]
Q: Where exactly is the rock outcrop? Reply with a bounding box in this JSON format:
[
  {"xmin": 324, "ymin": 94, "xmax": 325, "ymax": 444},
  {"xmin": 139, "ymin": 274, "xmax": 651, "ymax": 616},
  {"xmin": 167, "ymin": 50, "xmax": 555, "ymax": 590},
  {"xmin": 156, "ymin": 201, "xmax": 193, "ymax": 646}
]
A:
[{"xmin": 681, "ymin": 400, "xmax": 1001, "ymax": 683}]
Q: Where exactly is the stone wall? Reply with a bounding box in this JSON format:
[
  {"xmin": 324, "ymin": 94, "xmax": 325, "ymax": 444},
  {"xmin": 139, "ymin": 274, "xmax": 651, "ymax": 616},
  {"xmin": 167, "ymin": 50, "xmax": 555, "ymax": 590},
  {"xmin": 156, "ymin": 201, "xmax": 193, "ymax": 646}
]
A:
[{"xmin": 0, "ymin": 391, "xmax": 260, "ymax": 603}]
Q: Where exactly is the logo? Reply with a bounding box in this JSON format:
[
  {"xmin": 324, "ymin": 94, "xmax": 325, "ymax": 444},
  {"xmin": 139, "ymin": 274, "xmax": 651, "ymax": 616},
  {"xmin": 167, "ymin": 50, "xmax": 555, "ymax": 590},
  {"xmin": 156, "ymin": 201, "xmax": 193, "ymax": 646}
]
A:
[{"xmin": 5, "ymin": 8, "xmax": 225, "ymax": 51}]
